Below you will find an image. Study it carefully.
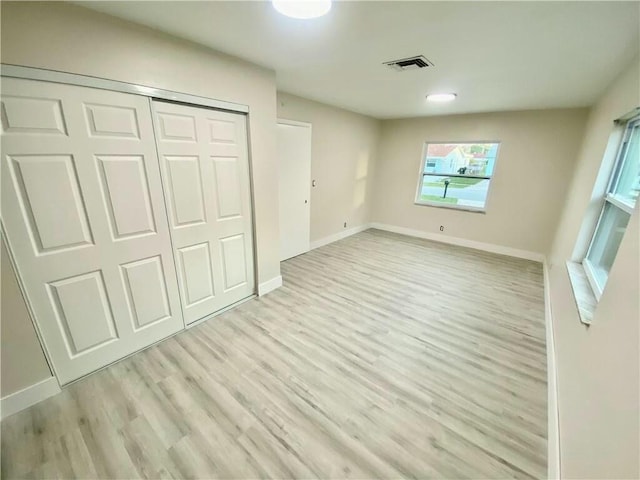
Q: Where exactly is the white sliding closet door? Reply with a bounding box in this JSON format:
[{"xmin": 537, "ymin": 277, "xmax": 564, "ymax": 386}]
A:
[
  {"xmin": 1, "ymin": 78, "xmax": 184, "ymax": 385},
  {"xmin": 152, "ymin": 101, "xmax": 255, "ymax": 324}
]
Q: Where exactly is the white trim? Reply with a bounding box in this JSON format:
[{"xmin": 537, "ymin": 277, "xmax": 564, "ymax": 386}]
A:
[
  {"xmin": 277, "ymin": 118, "xmax": 312, "ymax": 129},
  {"xmin": 414, "ymin": 200, "xmax": 486, "ymax": 214},
  {"xmin": 370, "ymin": 222, "xmax": 545, "ymax": 262},
  {"xmin": 607, "ymin": 114, "xmax": 640, "ymax": 194},
  {"xmin": 605, "ymin": 193, "xmax": 634, "ymax": 215},
  {"xmin": 1, "ymin": 64, "xmax": 249, "ymax": 114},
  {"xmin": 1, "ymin": 377, "xmax": 60, "ymax": 420},
  {"xmin": 258, "ymin": 276, "xmax": 283, "ymax": 296},
  {"xmin": 582, "ymin": 257, "xmax": 603, "ymax": 302},
  {"xmin": 310, "ymin": 224, "xmax": 370, "ymax": 250},
  {"xmin": 543, "ymin": 261, "xmax": 562, "ymax": 479}
]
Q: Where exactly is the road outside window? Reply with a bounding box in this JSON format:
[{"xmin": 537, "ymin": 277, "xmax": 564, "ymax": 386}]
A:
[{"xmin": 415, "ymin": 142, "xmax": 500, "ymax": 211}]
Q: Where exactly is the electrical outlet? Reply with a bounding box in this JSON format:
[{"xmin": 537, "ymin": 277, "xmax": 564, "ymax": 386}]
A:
[
  {"xmin": 344, "ymin": 222, "xmax": 347, "ymax": 228},
  {"xmin": 439, "ymin": 225, "xmax": 444, "ymax": 232}
]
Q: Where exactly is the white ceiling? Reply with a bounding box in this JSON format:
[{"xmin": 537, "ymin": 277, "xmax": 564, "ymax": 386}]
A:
[{"xmin": 78, "ymin": 1, "xmax": 639, "ymax": 119}]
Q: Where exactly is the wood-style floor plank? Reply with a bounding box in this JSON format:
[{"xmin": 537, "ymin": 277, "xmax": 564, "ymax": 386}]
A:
[{"xmin": 1, "ymin": 229, "xmax": 547, "ymax": 479}]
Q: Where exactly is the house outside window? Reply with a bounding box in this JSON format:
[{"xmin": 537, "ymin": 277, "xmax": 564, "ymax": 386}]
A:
[
  {"xmin": 415, "ymin": 142, "xmax": 500, "ymax": 212},
  {"xmin": 583, "ymin": 114, "xmax": 639, "ymax": 300}
]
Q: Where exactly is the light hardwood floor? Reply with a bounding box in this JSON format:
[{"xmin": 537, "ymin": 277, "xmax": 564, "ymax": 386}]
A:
[{"xmin": 1, "ymin": 229, "xmax": 547, "ymax": 479}]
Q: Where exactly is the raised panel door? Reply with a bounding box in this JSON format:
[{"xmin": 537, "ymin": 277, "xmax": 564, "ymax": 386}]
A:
[
  {"xmin": 152, "ymin": 100, "xmax": 255, "ymax": 324},
  {"xmin": 1, "ymin": 78, "xmax": 185, "ymax": 384}
]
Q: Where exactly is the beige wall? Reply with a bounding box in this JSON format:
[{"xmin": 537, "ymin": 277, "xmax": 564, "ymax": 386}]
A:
[
  {"xmin": 277, "ymin": 93, "xmax": 380, "ymax": 242},
  {"xmin": 547, "ymin": 60, "xmax": 640, "ymax": 479},
  {"xmin": 372, "ymin": 109, "xmax": 589, "ymax": 255},
  {"xmin": 0, "ymin": 1, "xmax": 280, "ymax": 285},
  {"xmin": 1, "ymin": 238, "xmax": 53, "ymax": 397}
]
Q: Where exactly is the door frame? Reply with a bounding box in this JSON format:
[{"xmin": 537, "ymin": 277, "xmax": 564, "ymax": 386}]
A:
[{"xmin": 0, "ymin": 65, "xmax": 260, "ymax": 385}]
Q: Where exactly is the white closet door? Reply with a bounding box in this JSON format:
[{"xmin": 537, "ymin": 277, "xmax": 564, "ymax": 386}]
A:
[
  {"xmin": 1, "ymin": 78, "xmax": 184, "ymax": 385},
  {"xmin": 152, "ymin": 101, "xmax": 255, "ymax": 324}
]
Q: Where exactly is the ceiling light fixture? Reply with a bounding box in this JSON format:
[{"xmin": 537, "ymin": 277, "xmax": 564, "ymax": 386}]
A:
[
  {"xmin": 426, "ymin": 93, "xmax": 457, "ymax": 102},
  {"xmin": 272, "ymin": 0, "xmax": 332, "ymax": 19}
]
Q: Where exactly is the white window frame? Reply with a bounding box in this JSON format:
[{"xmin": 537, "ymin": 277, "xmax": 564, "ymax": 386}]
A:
[
  {"xmin": 583, "ymin": 114, "xmax": 639, "ymax": 300},
  {"xmin": 414, "ymin": 141, "xmax": 501, "ymax": 213}
]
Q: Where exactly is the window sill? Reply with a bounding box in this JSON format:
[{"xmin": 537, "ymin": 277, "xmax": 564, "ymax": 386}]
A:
[
  {"xmin": 566, "ymin": 261, "xmax": 597, "ymax": 325},
  {"xmin": 414, "ymin": 201, "xmax": 486, "ymax": 214}
]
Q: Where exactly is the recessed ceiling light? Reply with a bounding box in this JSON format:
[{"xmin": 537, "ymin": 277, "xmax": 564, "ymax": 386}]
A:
[
  {"xmin": 272, "ymin": 0, "xmax": 332, "ymax": 19},
  {"xmin": 426, "ymin": 93, "xmax": 457, "ymax": 103}
]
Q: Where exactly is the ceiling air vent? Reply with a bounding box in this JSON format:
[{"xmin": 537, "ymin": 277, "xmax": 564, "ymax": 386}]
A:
[{"xmin": 383, "ymin": 55, "xmax": 434, "ymax": 72}]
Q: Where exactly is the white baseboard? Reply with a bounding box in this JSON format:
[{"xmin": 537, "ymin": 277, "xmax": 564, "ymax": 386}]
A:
[
  {"xmin": 1, "ymin": 376, "xmax": 60, "ymax": 419},
  {"xmin": 258, "ymin": 275, "xmax": 282, "ymax": 296},
  {"xmin": 543, "ymin": 261, "xmax": 561, "ymax": 479},
  {"xmin": 310, "ymin": 224, "xmax": 370, "ymax": 250},
  {"xmin": 369, "ymin": 222, "xmax": 545, "ymax": 262}
]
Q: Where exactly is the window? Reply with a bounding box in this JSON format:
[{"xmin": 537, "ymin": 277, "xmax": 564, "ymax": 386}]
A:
[
  {"xmin": 583, "ymin": 114, "xmax": 639, "ymax": 299},
  {"xmin": 415, "ymin": 142, "xmax": 500, "ymax": 211}
]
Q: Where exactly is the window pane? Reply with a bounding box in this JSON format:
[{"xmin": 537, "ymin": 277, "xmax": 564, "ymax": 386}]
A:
[
  {"xmin": 586, "ymin": 202, "xmax": 631, "ymax": 288},
  {"xmin": 611, "ymin": 120, "xmax": 640, "ymax": 205},
  {"xmin": 419, "ymin": 175, "xmax": 490, "ymax": 209},
  {"xmin": 424, "ymin": 143, "xmax": 499, "ymax": 176}
]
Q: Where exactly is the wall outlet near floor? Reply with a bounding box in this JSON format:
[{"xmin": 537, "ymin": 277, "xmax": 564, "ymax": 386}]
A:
[
  {"xmin": 440, "ymin": 225, "xmax": 444, "ymax": 232},
  {"xmin": 344, "ymin": 222, "xmax": 347, "ymax": 228}
]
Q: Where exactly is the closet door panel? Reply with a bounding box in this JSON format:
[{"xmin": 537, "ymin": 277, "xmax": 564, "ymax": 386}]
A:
[
  {"xmin": 48, "ymin": 270, "xmax": 118, "ymax": 355},
  {"xmin": 7, "ymin": 154, "xmax": 94, "ymax": 252},
  {"xmin": 2, "ymin": 95, "xmax": 68, "ymax": 135},
  {"xmin": 120, "ymin": 255, "xmax": 173, "ymax": 330},
  {"xmin": 177, "ymin": 242, "xmax": 216, "ymax": 305},
  {"xmin": 164, "ymin": 155, "xmax": 207, "ymax": 228},
  {"xmin": 220, "ymin": 233, "xmax": 249, "ymax": 291},
  {"xmin": 84, "ymin": 103, "xmax": 141, "ymax": 139},
  {"xmin": 213, "ymin": 157, "xmax": 243, "ymax": 219},
  {"xmin": 1, "ymin": 78, "xmax": 184, "ymax": 384},
  {"xmin": 96, "ymin": 154, "xmax": 157, "ymax": 239},
  {"xmin": 152, "ymin": 100, "xmax": 255, "ymax": 324}
]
